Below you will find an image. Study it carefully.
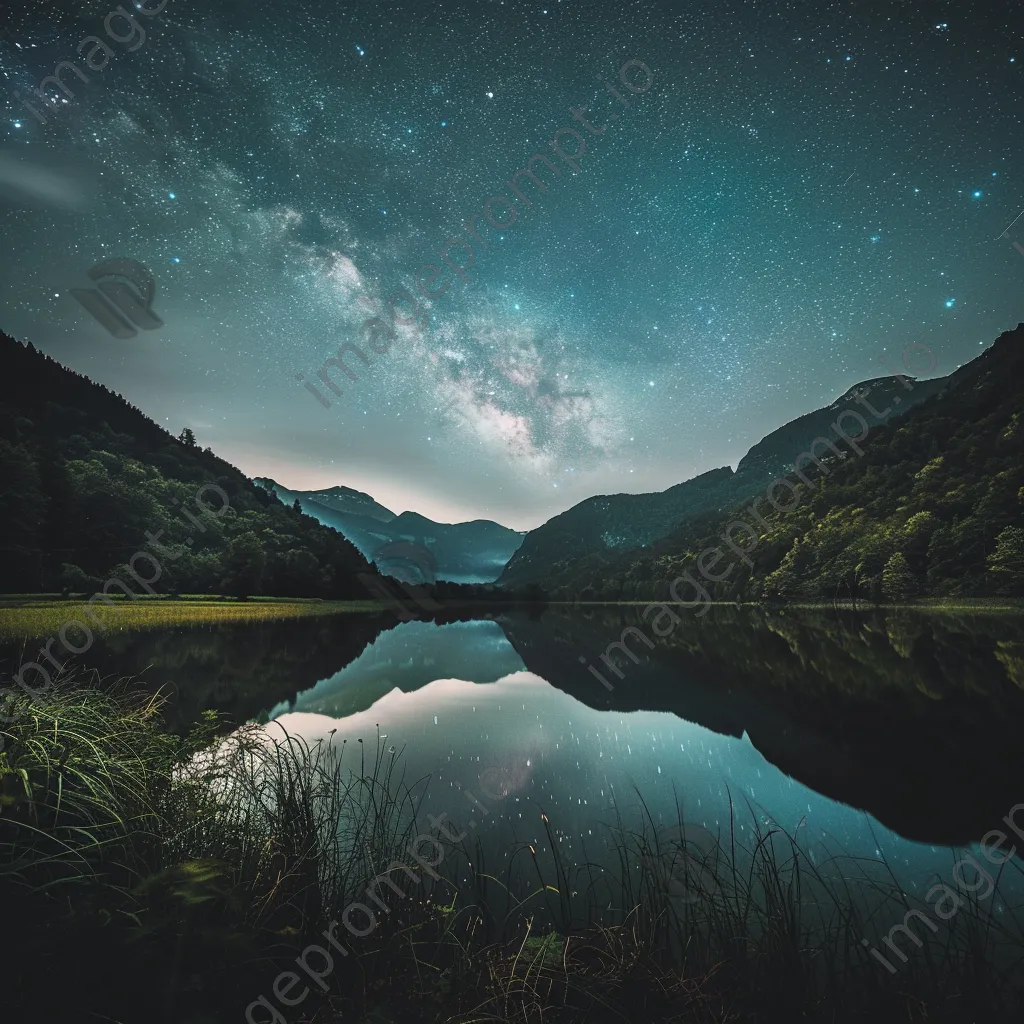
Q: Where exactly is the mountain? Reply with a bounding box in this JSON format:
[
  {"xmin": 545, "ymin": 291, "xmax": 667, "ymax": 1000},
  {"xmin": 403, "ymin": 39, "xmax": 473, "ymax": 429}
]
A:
[
  {"xmin": 0, "ymin": 332, "xmax": 377, "ymax": 597},
  {"xmin": 733, "ymin": 375, "xmax": 946, "ymax": 482},
  {"xmin": 267, "ymin": 483, "xmax": 397, "ymax": 523},
  {"xmin": 532, "ymin": 324, "xmax": 1024, "ymax": 601},
  {"xmin": 496, "ymin": 604, "xmax": 1024, "ymax": 845},
  {"xmin": 254, "ymin": 479, "xmax": 525, "ymax": 585},
  {"xmin": 497, "ymin": 467, "xmax": 739, "ymax": 590},
  {"xmin": 498, "ymin": 370, "xmax": 947, "ymax": 591}
]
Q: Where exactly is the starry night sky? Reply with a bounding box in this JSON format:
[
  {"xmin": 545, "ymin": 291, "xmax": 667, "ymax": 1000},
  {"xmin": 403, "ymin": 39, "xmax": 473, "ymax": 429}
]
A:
[{"xmin": 1, "ymin": 0, "xmax": 1022, "ymax": 530}]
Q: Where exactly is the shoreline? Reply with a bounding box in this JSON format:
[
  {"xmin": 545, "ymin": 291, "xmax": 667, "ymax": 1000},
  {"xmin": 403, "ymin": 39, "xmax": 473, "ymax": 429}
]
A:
[{"xmin": 1, "ymin": 593, "xmax": 1021, "ymax": 644}]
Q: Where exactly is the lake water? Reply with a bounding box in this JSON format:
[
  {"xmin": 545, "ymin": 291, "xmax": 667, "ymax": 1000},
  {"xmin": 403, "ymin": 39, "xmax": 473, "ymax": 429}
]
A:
[{"xmin": 7, "ymin": 605, "xmax": 1024, "ymax": 926}]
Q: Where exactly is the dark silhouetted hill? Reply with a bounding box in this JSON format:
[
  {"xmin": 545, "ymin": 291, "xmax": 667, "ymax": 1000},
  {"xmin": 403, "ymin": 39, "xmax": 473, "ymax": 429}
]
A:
[
  {"xmin": 0, "ymin": 332, "xmax": 376, "ymax": 597},
  {"xmin": 537, "ymin": 325, "xmax": 1024, "ymax": 601}
]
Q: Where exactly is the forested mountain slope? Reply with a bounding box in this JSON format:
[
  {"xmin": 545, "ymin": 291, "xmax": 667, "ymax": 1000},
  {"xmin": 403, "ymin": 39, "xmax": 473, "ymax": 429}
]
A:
[
  {"xmin": 548, "ymin": 325, "xmax": 1024, "ymax": 602},
  {"xmin": 500, "ymin": 369, "xmax": 946, "ymax": 591},
  {"xmin": 0, "ymin": 333, "xmax": 375, "ymax": 597}
]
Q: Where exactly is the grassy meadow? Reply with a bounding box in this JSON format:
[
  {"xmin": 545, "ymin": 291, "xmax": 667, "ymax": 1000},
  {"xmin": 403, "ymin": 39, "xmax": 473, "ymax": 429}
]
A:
[{"xmin": 0, "ymin": 594, "xmax": 386, "ymax": 643}]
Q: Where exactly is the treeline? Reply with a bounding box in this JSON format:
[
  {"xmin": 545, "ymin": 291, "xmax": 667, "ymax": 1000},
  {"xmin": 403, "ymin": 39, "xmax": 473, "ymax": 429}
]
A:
[
  {"xmin": 0, "ymin": 334, "xmax": 374, "ymax": 598},
  {"xmin": 389, "ymin": 578, "xmax": 549, "ymax": 607},
  {"xmin": 557, "ymin": 324, "xmax": 1024, "ymax": 603}
]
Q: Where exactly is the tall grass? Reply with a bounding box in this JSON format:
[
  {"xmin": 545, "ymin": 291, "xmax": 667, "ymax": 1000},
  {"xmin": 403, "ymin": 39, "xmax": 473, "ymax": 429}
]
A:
[
  {"xmin": 2, "ymin": 675, "xmax": 1024, "ymax": 1022},
  {"xmin": 171, "ymin": 720, "xmax": 425, "ymax": 940},
  {"xmin": 0, "ymin": 674, "xmax": 175, "ymax": 886}
]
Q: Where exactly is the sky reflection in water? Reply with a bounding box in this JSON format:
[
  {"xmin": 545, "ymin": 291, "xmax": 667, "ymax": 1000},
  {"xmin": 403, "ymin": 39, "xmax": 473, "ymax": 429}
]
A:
[{"xmin": 266, "ymin": 619, "xmax": 1011, "ymax": 907}]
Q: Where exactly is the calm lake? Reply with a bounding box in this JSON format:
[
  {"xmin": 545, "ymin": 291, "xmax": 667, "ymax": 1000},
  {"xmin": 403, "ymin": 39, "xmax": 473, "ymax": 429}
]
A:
[{"xmin": 6, "ymin": 605, "xmax": 1024, "ymax": 924}]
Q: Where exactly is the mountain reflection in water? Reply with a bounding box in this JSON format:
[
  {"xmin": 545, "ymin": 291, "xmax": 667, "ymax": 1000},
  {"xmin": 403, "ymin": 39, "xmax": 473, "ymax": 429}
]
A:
[
  {"xmin": 248, "ymin": 607, "xmax": 1024, "ymax": 906},
  {"xmin": 8, "ymin": 605, "xmax": 1022, "ymax": 866}
]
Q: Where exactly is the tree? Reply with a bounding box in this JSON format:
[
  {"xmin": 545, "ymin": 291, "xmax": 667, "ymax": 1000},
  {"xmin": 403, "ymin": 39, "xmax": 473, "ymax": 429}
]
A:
[
  {"xmin": 988, "ymin": 526, "xmax": 1024, "ymax": 594},
  {"xmin": 763, "ymin": 536, "xmax": 813, "ymax": 600},
  {"xmin": 903, "ymin": 510, "xmax": 938, "ymax": 562},
  {"xmin": 220, "ymin": 533, "xmax": 265, "ymax": 598},
  {"xmin": 282, "ymin": 547, "xmax": 320, "ymax": 596},
  {"xmin": 58, "ymin": 563, "xmax": 98, "ymax": 596},
  {"xmin": 178, "ymin": 427, "xmax": 197, "ymax": 447},
  {"xmin": 881, "ymin": 552, "xmax": 918, "ymax": 601},
  {"xmin": 292, "ymin": 499, "xmax": 303, "ymax": 514},
  {"xmin": 0, "ymin": 438, "xmax": 46, "ymax": 590}
]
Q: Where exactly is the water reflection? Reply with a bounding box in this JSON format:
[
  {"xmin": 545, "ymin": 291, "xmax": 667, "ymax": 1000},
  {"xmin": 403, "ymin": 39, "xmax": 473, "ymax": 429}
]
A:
[
  {"xmin": 0, "ymin": 611, "xmax": 393, "ymax": 732},
  {"xmin": 246, "ymin": 606, "xmax": 1024, "ymax": 852},
  {"xmin": 267, "ymin": 619, "xmax": 525, "ymax": 720},
  {"xmin": 502, "ymin": 605, "xmax": 1024, "ymax": 847},
  {"xmin": 7, "ymin": 604, "xmax": 1024, "ymax": 858},
  {"xmin": 243, "ymin": 606, "xmax": 1024, "ymax": 924},
  {"xmin": 268, "ymin": 663, "xmax": 1009, "ymax": 915}
]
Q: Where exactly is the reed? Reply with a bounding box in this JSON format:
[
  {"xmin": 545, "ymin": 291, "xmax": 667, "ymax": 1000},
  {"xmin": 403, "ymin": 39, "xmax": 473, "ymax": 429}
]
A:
[{"xmin": 3, "ymin": 675, "xmax": 1023, "ymax": 1023}]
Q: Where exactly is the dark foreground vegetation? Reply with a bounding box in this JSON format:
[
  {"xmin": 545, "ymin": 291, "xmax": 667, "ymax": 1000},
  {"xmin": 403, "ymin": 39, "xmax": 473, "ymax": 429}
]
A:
[{"xmin": 3, "ymin": 675, "xmax": 1023, "ymax": 1024}]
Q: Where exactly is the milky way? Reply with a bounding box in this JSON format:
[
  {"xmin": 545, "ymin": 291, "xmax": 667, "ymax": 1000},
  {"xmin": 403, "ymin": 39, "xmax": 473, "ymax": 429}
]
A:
[{"xmin": 1, "ymin": 0, "xmax": 1021, "ymax": 528}]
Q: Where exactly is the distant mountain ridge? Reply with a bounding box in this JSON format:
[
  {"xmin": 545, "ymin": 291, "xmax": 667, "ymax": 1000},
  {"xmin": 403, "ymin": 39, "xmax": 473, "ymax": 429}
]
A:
[
  {"xmin": 254, "ymin": 479, "xmax": 525, "ymax": 585},
  {"xmin": 498, "ymin": 371, "xmax": 947, "ymax": 590},
  {"xmin": 284, "ymin": 485, "xmax": 397, "ymax": 523}
]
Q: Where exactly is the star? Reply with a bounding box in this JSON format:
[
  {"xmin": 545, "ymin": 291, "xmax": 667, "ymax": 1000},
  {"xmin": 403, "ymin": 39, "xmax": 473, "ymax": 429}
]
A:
[{"xmin": 0, "ymin": 0, "xmax": 1017, "ymax": 533}]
